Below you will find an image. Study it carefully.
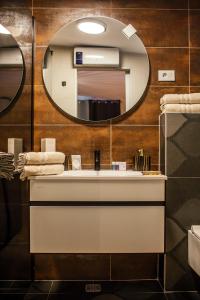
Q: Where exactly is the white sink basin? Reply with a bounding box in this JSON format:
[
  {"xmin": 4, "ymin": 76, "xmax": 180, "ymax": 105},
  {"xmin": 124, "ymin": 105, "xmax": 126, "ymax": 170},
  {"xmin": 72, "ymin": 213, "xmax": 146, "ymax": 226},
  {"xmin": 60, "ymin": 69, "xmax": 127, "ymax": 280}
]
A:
[
  {"xmin": 61, "ymin": 170, "xmax": 143, "ymax": 177},
  {"xmin": 29, "ymin": 170, "xmax": 167, "ymax": 180}
]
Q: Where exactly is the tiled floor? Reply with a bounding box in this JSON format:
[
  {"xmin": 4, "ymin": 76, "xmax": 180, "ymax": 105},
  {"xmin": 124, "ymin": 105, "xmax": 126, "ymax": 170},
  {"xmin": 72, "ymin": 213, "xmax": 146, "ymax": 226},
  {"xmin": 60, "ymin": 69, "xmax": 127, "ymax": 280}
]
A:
[{"xmin": 0, "ymin": 280, "xmax": 200, "ymax": 299}]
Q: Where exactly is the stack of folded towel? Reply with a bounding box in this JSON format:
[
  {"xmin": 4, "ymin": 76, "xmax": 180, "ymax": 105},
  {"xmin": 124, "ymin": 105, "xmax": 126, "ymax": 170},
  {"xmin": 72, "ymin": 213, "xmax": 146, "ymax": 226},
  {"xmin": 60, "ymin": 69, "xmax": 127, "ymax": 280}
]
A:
[
  {"xmin": 0, "ymin": 152, "xmax": 15, "ymax": 180},
  {"xmin": 160, "ymin": 93, "xmax": 200, "ymax": 113},
  {"xmin": 17, "ymin": 152, "xmax": 65, "ymax": 180}
]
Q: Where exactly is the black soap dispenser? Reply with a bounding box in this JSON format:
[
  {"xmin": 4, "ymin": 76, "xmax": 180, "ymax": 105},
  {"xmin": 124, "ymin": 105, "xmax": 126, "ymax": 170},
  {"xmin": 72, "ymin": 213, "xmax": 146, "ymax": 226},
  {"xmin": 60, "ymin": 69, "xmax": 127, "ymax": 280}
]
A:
[{"xmin": 94, "ymin": 150, "xmax": 101, "ymax": 171}]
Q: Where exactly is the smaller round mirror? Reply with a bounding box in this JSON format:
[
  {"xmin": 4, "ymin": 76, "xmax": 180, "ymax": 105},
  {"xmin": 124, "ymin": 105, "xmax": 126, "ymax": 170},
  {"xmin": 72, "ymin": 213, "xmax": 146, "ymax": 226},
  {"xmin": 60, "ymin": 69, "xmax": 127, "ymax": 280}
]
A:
[
  {"xmin": 0, "ymin": 24, "xmax": 24, "ymax": 113},
  {"xmin": 43, "ymin": 17, "xmax": 149, "ymax": 122}
]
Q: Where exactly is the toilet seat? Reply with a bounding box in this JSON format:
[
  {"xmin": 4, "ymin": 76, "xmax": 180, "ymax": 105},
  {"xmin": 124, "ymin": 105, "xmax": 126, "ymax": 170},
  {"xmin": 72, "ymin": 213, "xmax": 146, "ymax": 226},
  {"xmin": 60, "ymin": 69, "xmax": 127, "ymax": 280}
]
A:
[
  {"xmin": 188, "ymin": 227, "xmax": 200, "ymax": 276},
  {"xmin": 191, "ymin": 225, "xmax": 200, "ymax": 240}
]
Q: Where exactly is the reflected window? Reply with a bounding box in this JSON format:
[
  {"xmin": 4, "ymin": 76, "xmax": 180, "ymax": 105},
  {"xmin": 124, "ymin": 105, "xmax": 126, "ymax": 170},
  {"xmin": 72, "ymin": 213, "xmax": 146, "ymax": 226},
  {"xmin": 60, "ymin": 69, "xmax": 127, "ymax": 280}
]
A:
[{"xmin": 77, "ymin": 70, "xmax": 126, "ymax": 121}]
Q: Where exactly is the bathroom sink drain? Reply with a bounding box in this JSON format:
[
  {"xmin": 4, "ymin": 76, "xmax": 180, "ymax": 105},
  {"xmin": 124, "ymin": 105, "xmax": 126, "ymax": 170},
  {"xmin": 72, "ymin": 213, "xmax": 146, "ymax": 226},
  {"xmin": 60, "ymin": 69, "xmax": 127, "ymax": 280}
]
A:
[{"xmin": 85, "ymin": 283, "xmax": 102, "ymax": 293}]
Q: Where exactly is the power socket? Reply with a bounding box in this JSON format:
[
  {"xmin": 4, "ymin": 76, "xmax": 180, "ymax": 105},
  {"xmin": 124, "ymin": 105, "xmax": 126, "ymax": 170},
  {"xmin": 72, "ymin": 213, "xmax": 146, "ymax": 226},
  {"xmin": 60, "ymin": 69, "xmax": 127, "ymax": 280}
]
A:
[{"xmin": 158, "ymin": 70, "xmax": 175, "ymax": 82}]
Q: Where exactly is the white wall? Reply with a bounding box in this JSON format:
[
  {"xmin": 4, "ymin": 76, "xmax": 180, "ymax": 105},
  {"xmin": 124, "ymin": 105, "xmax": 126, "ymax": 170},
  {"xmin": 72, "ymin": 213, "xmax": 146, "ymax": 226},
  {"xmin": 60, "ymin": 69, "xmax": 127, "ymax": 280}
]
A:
[
  {"xmin": 44, "ymin": 46, "xmax": 77, "ymax": 117},
  {"xmin": 0, "ymin": 48, "xmax": 23, "ymax": 66},
  {"xmin": 121, "ymin": 52, "xmax": 149, "ymax": 111}
]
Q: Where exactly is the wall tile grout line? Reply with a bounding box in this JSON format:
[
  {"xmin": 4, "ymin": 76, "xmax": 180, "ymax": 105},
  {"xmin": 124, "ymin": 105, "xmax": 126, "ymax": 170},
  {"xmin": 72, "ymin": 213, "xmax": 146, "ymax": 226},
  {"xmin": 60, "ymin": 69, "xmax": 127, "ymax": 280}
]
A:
[
  {"xmin": 33, "ymin": 124, "xmax": 160, "ymax": 127},
  {"xmin": 35, "ymin": 84, "xmax": 197, "ymax": 88},
  {"xmin": 32, "ymin": 7, "xmax": 189, "ymax": 11},
  {"xmin": 188, "ymin": 0, "xmax": 191, "ymax": 92},
  {"xmin": 35, "ymin": 45, "xmax": 200, "ymax": 49},
  {"xmin": 47, "ymin": 281, "xmax": 53, "ymax": 299},
  {"xmin": 110, "ymin": 121, "xmax": 112, "ymax": 165},
  {"xmin": 110, "ymin": 255, "xmax": 112, "ymax": 281}
]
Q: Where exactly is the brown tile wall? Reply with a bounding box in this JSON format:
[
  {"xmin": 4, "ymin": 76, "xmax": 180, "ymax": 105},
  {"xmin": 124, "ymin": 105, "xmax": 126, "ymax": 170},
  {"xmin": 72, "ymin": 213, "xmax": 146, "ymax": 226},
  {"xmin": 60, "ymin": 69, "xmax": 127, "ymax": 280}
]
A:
[
  {"xmin": 33, "ymin": 0, "xmax": 198, "ymax": 171},
  {"xmin": 1, "ymin": 0, "xmax": 200, "ymax": 281}
]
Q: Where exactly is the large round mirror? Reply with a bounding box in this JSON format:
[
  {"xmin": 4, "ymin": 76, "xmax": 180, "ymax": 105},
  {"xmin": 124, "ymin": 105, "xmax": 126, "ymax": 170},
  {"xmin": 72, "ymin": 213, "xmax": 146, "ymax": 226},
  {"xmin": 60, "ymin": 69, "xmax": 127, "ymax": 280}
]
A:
[
  {"xmin": 43, "ymin": 17, "xmax": 149, "ymax": 122},
  {"xmin": 0, "ymin": 24, "xmax": 24, "ymax": 113}
]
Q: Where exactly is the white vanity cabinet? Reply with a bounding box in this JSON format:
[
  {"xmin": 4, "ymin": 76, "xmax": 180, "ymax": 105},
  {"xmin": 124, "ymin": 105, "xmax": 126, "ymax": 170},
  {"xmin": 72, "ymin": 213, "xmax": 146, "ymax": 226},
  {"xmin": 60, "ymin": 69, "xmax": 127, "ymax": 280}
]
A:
[{"xmin": 29, "ymin": 171, "xmax": 166, "ymax": 254}]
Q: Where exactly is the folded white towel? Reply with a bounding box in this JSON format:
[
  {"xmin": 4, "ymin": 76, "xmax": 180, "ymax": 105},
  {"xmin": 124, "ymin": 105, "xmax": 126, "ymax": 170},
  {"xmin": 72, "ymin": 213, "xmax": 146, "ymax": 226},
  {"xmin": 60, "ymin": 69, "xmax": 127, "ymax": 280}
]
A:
[
  {"xmin": 160, "ymin": 104, "xmax": 200, "ymax": 113},
  {"xmin": 160, "ymin": 93, "xmax": 200, "ymax": 105},
  {"xmin": 18, "ymin": 152, "xmax": 65, "ymax": 166},
  {"xmin": 20, "ymin": 164, "xmax": 64, "ymax": 181}
]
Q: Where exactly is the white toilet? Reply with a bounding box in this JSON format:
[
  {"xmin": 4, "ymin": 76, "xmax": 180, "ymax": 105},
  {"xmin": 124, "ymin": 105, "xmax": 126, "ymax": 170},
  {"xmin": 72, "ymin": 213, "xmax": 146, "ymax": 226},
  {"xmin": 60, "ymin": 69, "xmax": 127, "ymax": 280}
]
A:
[{"xmin": 188, "ymin": 225, "xmax": 200, "ymax": 276}]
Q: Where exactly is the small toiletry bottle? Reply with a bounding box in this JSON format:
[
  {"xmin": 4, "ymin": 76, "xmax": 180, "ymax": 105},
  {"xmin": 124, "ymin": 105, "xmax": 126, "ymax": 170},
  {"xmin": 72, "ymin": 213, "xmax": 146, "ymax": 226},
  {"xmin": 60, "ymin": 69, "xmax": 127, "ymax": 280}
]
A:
[
  {"xmin": 134, "ymin": 149, "xmax": 144, "ymax": 171},
  {"xmin": 8, "ymin": 138, "xmax": 23, "ymax": 167},
  {"xmin": 71, "ymin": 155, "xmax": 82, "ymax": 170},
  {"xmin": 94, "ymin": 150, "xmax": 100, "ymax": 171},
  {"xmin": 41, "ymin": 138, "xmax": 56, "ymax": 152},
  {"xmin": 65, "ymin": 154, "xmax": 71, "ymax": 170},
  {"xmin": 112, "ymin": 162, "xmax": 116, "ymax": 170}
]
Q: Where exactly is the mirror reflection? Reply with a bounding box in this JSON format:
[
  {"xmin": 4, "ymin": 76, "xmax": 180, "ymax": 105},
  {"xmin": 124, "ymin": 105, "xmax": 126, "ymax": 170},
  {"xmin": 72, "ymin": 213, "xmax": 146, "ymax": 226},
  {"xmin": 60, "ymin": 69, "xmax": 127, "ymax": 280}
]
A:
[
  {"xmin": 0, "ymin": 24, "xmax": 24, "ymax": 113},
  {"xmin": 43, "ymin": 17, "xmax": 149, "ymax": 122}
]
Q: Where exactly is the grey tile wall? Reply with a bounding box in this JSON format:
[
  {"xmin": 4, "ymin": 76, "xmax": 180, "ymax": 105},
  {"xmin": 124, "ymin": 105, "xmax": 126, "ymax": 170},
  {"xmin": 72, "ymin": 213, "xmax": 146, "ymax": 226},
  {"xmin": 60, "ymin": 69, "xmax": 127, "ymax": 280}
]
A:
[{"xmin": 160, "ymin": 113, "xmax": 200, "ymax": 291}]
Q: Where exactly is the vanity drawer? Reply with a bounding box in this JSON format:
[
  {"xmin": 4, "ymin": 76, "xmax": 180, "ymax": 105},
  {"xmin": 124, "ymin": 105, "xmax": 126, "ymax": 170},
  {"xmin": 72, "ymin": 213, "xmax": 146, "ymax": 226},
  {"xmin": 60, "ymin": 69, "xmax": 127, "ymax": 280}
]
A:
[
  {"xmin": 30, "ymin": 205, "xmax": 164, "ymax": 253},
  {"xmin": 30, "ymin": 179, "xmax": 165, "ymax": 202}
]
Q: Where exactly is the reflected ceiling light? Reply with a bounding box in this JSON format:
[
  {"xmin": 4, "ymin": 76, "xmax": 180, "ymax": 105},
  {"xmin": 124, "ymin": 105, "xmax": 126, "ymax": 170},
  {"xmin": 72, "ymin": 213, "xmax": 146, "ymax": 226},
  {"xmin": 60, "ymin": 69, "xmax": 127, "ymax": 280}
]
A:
[
  {"xmin": 78, "ymin": 20, "xmax": 106, "ymax": 35},
  {"xmin": 0, "ymin": 24, "xmax": 11, "ymax": 35}
]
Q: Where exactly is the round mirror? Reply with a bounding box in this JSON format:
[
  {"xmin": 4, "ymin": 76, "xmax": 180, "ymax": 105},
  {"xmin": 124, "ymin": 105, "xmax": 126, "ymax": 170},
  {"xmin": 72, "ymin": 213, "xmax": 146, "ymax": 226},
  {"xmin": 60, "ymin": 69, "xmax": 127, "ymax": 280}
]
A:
[
  {"xmin": 0, "ymin": 24, "xmax": 24, "ymax": 113},
  {"xmin": 43, "ymin": 17, "xmax": 149, "ymax": 122}
]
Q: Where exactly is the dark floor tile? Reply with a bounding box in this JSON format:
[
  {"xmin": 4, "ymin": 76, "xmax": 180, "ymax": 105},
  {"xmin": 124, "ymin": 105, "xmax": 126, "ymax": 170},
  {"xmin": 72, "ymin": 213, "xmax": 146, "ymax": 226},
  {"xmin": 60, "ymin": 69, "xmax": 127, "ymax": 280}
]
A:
[
  {"xmin": 23, "ymin": 294, "xmax": 48, "ymax": 300},
  {"xmin": 0, "ymin": 295, "xmax": 25, "ymax": 300},
  {"xmin": 0, "ymin": 295, "xmax": 47, "ymax": 300},
  {"xmin": 11, "ymin": 281, "xmax": 52, "ymax": 293},
  {"xmin": 51, "ymin": 281, "xmax": 90, "ymax": 294},
  {"xmin": 106, "ymin": 280, "xmax": 163, "ymax": 294},
  {"xmin": 118, "ymin": 293, "xmax": 166, "ymax": 300},
  {"xmin": 48, "ymin": 294, "xmax": 85, "ymax": 300},
  {"xmin": 0, "ymin": 244, "xmax": 31, "ymax": 280},
  {"xmin": 0, "ymin": 282, "xmax": 13, "ymax": 288},
  {"xmin": 166, "ymin": 292, "xmax": 200, "ymax": 299},
  {"xmin": 49, "ymin": 292, "xmax": 166, "ymax": 300},
  {"xmin": 51, "ymin": 280, "xmax": 163, "ymax": 296}
]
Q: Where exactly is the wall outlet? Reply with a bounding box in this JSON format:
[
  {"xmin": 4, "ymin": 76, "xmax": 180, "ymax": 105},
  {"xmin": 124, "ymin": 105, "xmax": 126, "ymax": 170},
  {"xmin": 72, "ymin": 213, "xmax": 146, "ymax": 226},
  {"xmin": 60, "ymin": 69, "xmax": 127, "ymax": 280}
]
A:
[{"xmin": 158, "ymin": 70, "xmax": 175, "ymax": 82}]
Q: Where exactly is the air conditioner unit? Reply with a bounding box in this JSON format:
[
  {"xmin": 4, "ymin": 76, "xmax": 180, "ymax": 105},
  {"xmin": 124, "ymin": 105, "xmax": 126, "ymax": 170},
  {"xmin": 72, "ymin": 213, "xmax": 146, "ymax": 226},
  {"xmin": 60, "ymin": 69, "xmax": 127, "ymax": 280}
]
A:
[{"xmin": 74, "ymin": 47, "xmax": 119, "ymax": 67}]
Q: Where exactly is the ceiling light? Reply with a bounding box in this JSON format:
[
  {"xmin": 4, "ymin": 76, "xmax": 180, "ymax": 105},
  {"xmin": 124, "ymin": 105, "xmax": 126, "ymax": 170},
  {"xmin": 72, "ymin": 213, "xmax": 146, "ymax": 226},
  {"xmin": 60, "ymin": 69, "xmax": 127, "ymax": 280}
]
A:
[
  {"xmin": 0, "ymin": 24, "xmax": 11, "ymax": 35},
  {"xmin": 78, "ymin": 20, "xmax": 106, "ymax": 35}
]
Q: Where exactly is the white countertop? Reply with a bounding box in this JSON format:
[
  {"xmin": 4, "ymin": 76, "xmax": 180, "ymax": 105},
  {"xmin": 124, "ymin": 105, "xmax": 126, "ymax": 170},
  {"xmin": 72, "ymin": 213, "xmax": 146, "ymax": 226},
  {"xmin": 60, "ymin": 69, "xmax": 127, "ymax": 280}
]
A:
[{"xmin": 29, "ymin": 170, "xmax": 167, "ymax": 181}]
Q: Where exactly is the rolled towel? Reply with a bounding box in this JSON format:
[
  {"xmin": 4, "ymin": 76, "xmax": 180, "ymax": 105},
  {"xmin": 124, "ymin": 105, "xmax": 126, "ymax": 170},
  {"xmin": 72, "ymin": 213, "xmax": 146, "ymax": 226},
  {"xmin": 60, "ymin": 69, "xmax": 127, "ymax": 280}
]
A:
[
  {"xmin": 160, "ymin": 104, "xmax": 200, "ymax": 113},
  {"xmin": 160, "ymin": 93, "xmax": 200, "ymax": 105},
  {"xmin": 17, "ymin": 152, "xmax": 65, "ymax": 169},
  {"xmin": 20, "ymin": 164, "xmax": 64, "ymax": 181}
]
